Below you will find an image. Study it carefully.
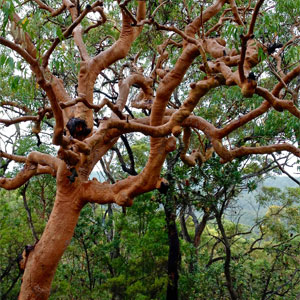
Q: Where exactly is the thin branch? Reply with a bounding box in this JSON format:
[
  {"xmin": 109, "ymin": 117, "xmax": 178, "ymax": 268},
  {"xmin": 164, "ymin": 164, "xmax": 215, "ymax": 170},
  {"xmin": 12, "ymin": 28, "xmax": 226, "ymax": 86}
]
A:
[
  {"xmin": 121, "ymin": 134, "xmax": 137, "ymax": 175},
  {"xmin": 0, "ymin": 37, "xmax": 36, "ymax": 65},
  {"xmin": 60, "ymin": 96, "xmax": 125, "ymax": 119},
  {"xmin": 271, "ymin": 154, "xmax": 300, "ymax": 185},
  {"xmin": 42, "ymin": 1, "xmax": 102, "ymax": 67}
]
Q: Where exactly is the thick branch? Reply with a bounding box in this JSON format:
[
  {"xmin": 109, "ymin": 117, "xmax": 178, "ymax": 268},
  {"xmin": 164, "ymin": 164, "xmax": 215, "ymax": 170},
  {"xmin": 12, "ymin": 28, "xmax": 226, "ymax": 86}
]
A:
[
  {"xmin": 256, "ymin": 87, "xmax": 300, "ymax": 117},
  {"xmin": 185, "ymin": 0, "xmax": 227, "ymax": 38},
  {"xmin": 0, "ymin": 163, "xmax": 46, "ymax": 190},
  {"xmin": 0, "ymin": 101, "xmax": 32, "ymax": 114},
  {"xmin": 83, "ymin": 136, "xmax": 176, "ymax": 206},
  {"xmin": 216, "ymin": 100, "xmax": 271, "ymax": 139},
  {"xmin": 91, "ymin": 1, "xmax": 146, "ymax": 75},
  {"xmin": 27, "ymin": 151, "xmax": 61, "ymax": 171},
  {"xmin": 228, "ymin": 0, "xmax": 244, "ymax": 26},
  {"xmin": 0, "ymin": 151, "xmax": 27, "ymax": 163},
  {"xmin": 0, "ymin": 116, "xmax": 38, "ymax": 126}
]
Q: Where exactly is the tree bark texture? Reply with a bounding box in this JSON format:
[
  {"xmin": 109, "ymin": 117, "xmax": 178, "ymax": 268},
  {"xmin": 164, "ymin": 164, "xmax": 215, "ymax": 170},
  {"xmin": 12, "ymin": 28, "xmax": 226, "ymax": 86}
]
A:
[{"xmin": 19, "ymin": 187, "xmax": 84, "ymax": 300}]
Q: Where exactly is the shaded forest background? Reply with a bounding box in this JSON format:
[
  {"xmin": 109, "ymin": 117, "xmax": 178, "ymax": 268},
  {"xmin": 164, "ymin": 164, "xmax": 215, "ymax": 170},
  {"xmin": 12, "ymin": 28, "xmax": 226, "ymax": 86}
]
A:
[{"xmin": 1, "ymin": 170, "xmax": 300, "ymax": 299}]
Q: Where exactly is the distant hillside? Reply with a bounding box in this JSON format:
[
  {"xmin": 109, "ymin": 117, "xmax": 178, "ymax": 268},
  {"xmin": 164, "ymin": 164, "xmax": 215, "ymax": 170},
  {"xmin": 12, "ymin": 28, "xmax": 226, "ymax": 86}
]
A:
[
  {"xmin": 89, "ymin": 171, "xmax": 299, "ymax": 226},
  {"xmin": 235, "ymin": 176, "xmax": 300, "ymax": 225},
  {"xmin": 263, "ymin": 176, "xmax": 300, "ymax": 189}
]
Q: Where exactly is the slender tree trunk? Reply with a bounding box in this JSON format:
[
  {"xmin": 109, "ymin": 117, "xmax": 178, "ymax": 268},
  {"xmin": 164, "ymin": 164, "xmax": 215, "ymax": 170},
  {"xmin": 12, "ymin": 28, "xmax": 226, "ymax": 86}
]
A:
[
  {"xmin": 194, "ymin": 211, "xmax": 210, "ymax": 248},
  {"xmin": 18, "ymin": 187, "xmax": 84, "ymax": 300},
  {"xmin": 179, "ymin": 209, "xmax": 192, "ymax": 243},
  {"xmin": 164, "ymin": 201, "xmax": 181, "ymax": 300},
  {"xmin": 215, "ymin": 212, "xmax": 238, "ymax": 300},
  {"xmin": 81, "ymin": 238, "xmax": 93, "ymax": 290},
  {"xmin": 21, "ymin": 183, "xmax": 39, "ymax": 242}
]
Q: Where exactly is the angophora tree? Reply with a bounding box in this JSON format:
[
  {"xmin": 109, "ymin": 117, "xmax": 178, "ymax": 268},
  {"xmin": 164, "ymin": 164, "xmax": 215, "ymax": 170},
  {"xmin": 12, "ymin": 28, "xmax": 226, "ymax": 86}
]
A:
[{"xmin": 0, "ymin": 0, "xmax": 299, "ymax": 298}]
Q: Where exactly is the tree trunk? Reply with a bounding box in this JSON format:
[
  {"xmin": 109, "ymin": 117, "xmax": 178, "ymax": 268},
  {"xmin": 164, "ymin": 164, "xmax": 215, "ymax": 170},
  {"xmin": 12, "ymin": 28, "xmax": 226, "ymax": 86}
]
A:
[
  {"xmin": 18, "ymin": 188, "xmax": 84, "ymax": 300},
  {"xmin": 164, "ymin": 201, "xmax": 181, "ymax": 300}
]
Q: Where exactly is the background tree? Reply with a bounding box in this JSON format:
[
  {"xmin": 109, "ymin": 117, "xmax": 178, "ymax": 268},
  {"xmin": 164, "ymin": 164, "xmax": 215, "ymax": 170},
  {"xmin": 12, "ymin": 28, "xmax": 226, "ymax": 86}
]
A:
[{"xmin": 0, "ymin": 0, "xmax": 300, "ymax": 299}]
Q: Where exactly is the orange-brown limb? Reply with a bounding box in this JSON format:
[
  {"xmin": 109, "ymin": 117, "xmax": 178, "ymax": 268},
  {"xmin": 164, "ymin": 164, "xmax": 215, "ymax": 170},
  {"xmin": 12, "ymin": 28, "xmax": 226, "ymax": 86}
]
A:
[{"xmin": 0, "ymin": 163, "xmax": 55, "ymax": 190}]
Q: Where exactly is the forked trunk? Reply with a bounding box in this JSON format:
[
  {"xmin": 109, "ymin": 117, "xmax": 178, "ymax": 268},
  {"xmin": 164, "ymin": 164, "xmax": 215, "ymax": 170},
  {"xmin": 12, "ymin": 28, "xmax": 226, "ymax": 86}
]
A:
[{"xmin": 18, "ymin": 188, "xmax": 84, "ymax": 300}]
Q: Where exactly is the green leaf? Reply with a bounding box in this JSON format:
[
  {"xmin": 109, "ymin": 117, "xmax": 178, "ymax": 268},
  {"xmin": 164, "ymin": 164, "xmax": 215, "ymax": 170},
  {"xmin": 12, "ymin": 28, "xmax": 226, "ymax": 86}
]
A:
[
  {"xmin": 0, "ymin": 54, "xmax": 6, "ymax": 66},
  {"xmin": 55, "ymin": 27, "xmax": 64, "ymax": 41},
  {"xmin": 10, "ymin": 76, "xmax": 20, "ymax": 91},
  {"xmin": 6, "ymin": 57, "xmax": 15, "ymax": 70},
  {"xmin": 258, "ymin": 47, "xmax": 266, "ymax": 62}
]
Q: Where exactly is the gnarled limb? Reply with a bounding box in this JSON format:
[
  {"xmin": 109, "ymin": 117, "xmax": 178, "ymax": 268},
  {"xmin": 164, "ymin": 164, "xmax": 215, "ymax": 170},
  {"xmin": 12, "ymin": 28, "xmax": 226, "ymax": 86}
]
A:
[
  {"xmin": 6, "ymin": 12, "xmax": 76, "ymax": 141},
  {"xmin": 216, "ymin": 101, "xmax": 271, "ymax": 139},
  {"xmin": 185, "ymin": 0, "xmax": 227, "ymax": 38},
  {"xmin": 84, "ymin": 6, "xmax": 107, "ymax": 33},
  {"xmin": 256, "ymin": 87, "xmax": 300, "ymax": 117},
  {"xmin": 226, "ymin": 143, "xmax": 300, "ymax": 162},
  {"xmin": 0, "ymin": 150, "xmax": 58, "ymax": 189},
  {"xmin": 40, "ymin": 82, "xmax": 66, "ymax": 146},
  {"xmin": 116, "ymin": 74, "xmax": 153, "ymax": 112},
  {"xmin": 83, "ymin": 136, "xmax": 176, "ymax": 206},
  {"xmin": 180, "ymin": 127, "xmax": 204, "ymax": 167},
  {"xmin": 0, "ymin": 101, "xmax": 32, "ymax": 114},
  {"xmin": 212, "ymin": 140, "xmax": 300, "ymax": 164},
  {"xmin": 27, "ymin": 151, "xmax": 61, "ymax": 171},
  {"xmin": 91, "ymin": 1, "xmax": 146, "ymax": 74},
  {"xmin": 215, "ymin": 64, "xmax": 300, "ymax": 139},
  {"xmin": 49, "ymin": 76, "xmax": 75, "ymax": 122},
  {"xmin": 0, "ymin": 151, "xmax": 27, "ymax": 163},
  {"xmin": 2, "ymin": 20, "xmax": 68, "ymax": 147},
  {"xmin": 272, "ymin": 65, "xmax": 300, "ymax": 97},
  {"xmin": 60, "ymin": 96, "xmax": 125, "ymax": 119},
  {"xmin": 83, "ymin": 73, "xmax": 153, "ymax": 172},
  {"xmin": 238, "ymin": 0, "xmax": 264, "ymax": 79},
  {"xmin": 0, "ymin": 162, "xmax": 55, "ymax": 190},
  {"xmin": 0, "ymin": 36, "xmax": 36, "ymax": 66},
  {"xmin": 85, "ymin": 76, "xmax": 224, "ymax": 152},
  {"xmin": 0, "ymin": 107, "xmax": 52, "ymax": 135},
  {"xmin": 0, "ymin": 164, "xmax": 37, "ymax": 190},
  {"xmin": 150, "ymin": 44, "xmax": 199, "ymax": 127},
  {"xmin": 73, "ymin": 1, "xmax": 146, "ymax": 130}
]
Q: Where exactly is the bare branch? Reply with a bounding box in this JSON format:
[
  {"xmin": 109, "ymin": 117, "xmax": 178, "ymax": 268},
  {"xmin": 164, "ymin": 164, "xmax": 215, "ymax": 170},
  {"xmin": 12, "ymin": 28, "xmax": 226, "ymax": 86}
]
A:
[{"xmin": 271, "ymin": 154, "xmax": 300, "ymax": 185}]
